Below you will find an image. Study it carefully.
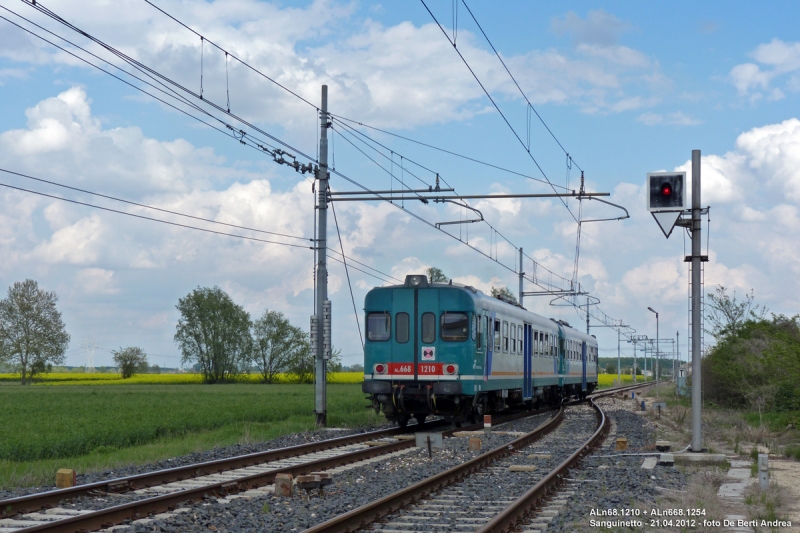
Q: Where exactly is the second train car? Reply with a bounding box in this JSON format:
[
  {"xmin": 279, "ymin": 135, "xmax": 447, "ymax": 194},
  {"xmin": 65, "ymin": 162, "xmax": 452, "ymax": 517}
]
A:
[{"xmin": 362, "ymin": 274, "xmax": 599, "ymax": 426}]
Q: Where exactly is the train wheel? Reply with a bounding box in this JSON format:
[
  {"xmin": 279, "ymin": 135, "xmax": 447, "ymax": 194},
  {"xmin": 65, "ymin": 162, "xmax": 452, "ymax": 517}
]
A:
[{"xmin": 397, "ymin": 413, "xmax": 410, "ymax": 428}]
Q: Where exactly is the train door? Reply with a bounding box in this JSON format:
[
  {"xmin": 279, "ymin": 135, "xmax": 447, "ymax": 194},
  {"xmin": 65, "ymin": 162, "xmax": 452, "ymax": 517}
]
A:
[
  {"xmin": 483, "ymin": 311, "xmax": 495, "ymax": 382},
  {"xmin": 581, "ymin": 341, "xmax": 587, "ymax": 393},
  {"xmin": 557, "ymin": 326, "xmax": 566, "ymax": 388},
  {"xmin": 392, "ymin": 289, "xmax": 414, "ymax": 377},
  {"xmin": 523, "ymin": 323, "xmax": 532, "ymax": 399},
  {"xmin": 417, "ymin": 288, "xmax": 440, "ymax": 381}
]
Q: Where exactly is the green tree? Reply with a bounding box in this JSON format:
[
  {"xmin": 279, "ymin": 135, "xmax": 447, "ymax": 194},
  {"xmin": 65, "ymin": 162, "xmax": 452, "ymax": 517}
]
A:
[
  {"xmin": 605, "ymin": 362, "xmax": 616, "ymax": 374},
  {"xmin": 286, "ymin": 344, "xmax": 342, "ymax": 384},
  {"xmin": 112, "ymin": 347, "xmax": 148, "ymax": 379},
  {"xmin": 705, "ymin": 285, "xmax": 768, "ymax": 341},
  {"xmin": 252, "ymin": 310, "xmax": 308, "ymax": 383},
  {"xmin": 0, "ymin": 279, "xmax": 70, "ymax": 385},
  {"xmin": 704, "ymin": 315, "xmax": 800, "ymax": 423},
  {"xmin": 174, "ymin": 286, "xmax": 252, "ymax": 383},
  {"xmin": 426, "ymin": 266, "xmax": 448, "ymax": 283},
  {"xmin": 491, "ymin": 286, "xmax": 518, "ymax": 305}
]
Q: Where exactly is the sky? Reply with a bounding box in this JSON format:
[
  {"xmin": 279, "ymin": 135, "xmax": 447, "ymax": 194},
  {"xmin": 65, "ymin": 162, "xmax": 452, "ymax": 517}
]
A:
[{"xmin": 0, "ymin": 0, "xmax": 798, "ymax": 369}]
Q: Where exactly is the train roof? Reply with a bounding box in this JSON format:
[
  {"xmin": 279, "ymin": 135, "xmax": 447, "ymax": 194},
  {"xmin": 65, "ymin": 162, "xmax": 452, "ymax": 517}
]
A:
[{"xmin": 370, "ymin": 275, "xmax": 596, "ymax": 343}]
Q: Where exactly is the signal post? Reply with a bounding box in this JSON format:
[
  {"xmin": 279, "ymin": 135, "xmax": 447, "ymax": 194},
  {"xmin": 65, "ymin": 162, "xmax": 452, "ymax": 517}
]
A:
[{"xmin": 646, "ymin": 150, "xmax": 707, "ymax": 452}]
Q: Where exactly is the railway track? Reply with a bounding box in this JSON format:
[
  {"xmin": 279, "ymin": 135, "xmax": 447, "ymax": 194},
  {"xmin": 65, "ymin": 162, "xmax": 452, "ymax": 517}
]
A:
[
  {"xmin": 0, "ymin": 383, "xmax": 651, "ymax": 533},
  {"xmin": 0, "ymin": 410, "xmax": 553, "ymax": 532},
  {"xmin": 301, "ymin": 382, "xmax": 652, "ymax": 533}
]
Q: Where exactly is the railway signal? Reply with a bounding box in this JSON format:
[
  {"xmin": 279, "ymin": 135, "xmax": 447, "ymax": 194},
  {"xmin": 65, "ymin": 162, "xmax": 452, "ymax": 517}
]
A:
[
  {"xmin": 647, "ymin": 153, "xmax": 707, "ymax": 453},
  {"xmin": 646, "ymin": 171, "xmax": 686, "ymax": 238}
]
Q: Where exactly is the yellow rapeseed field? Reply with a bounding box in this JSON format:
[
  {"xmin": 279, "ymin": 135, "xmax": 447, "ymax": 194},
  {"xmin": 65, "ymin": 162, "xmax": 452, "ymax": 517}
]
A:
[
  {"xmin": 0, "ymin": 372, "xmax": 365, "ymax": 385},
  {"xmin": 597, "ymin": 373, "xmax": 649, "ymax": 387}
]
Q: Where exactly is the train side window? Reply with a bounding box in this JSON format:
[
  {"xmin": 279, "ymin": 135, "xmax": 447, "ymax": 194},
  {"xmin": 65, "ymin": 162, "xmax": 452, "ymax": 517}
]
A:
[
  {"xmin": 395, "ymin": 312, "xmax": 409, "ymax": 344},
  {"xmin": 510, "ymin": 324, "xmax": 516, "ymax": 354},
  {"xmin": 533, "ymin": 331, "xmax": 539, "ymax": 356},
  {"xmin": 367, "ymin": 312, "xmax": 391, "ymax": 342},
  {"xmin": 501, "ymin": 321, "xmax": 507, "ymax": 352},
  {"xmin": 471, "ymin": 314, "xmax": 477, "ymax": 342},
  {"xmin": 475, "ymin": 315, "xmax": 482, "ymax": 350},
  {"xmin": 421, "ymin": 312, "xmax": 436, "ymax": 344},
  {"xmin": 494, "ymin": 320, "xmax": 501, "ymax": 351},
  {"xmin": 518, "ymin": 327, "xmax": 523, "ymax": 353},
  {"xmin": 441, "ymin": 312, "xmax": 469, "ymax": 342}
]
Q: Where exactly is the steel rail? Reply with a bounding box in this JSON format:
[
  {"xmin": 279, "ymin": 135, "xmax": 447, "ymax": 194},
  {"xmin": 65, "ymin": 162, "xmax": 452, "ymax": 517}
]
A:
[
  {"xmin": 4, "ymin": 409, "xmax": 550, "ymax": 532},
  {"xmin": 1, "ymin": 383, "xmax": 646, "ymax": 532},
  {"xmin": 477, "ymin": 381, "xmax": 657, "ymax": 533},
  {"xmin": 300, "ymin": 404, "xmax": 566, "ymax": 533},
  {"xmin": 475, "ymin": 396, "xmax": 609, "ymax": 533},
  {"xmin": 0, "ymin": 422, "xmax": 446, "ymax": 518}
]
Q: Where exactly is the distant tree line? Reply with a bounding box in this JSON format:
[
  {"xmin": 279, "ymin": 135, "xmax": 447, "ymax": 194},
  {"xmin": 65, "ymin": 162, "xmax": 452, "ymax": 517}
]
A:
[{"xmin": 174, "ymin": 286, "xmax": 341, "ymax": 384}]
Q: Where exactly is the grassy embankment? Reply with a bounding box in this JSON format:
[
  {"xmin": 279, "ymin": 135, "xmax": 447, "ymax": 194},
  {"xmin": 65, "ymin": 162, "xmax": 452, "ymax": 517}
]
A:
[{"xmin": 0, "ymin": 375, "xmax": 381, "ymax": 489}]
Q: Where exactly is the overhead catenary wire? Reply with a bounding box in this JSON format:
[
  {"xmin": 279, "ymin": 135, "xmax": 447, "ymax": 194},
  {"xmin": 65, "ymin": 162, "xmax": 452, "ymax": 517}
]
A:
[
  {"xmin": 19, "ymin": 0, "xmax": 320, "ymax": 171},
  {"xmin": 0, "ymin": 180, "xmax": 312, "ymax": 250},
  {"xmin": 15, "ymin": 0, "xmax": 631, "ymax": 333},
  {"xmin": 419, "ymin": 0, "xmax": 578, "ymax": 223},
  {"xmin": 459, "ymin": 0, "xmax": 581, "ymax": 173},
  {"xmin": 0, "ymin": 7, "xmax": 314, "ymax": 186},
  {"xmin": 331, "ymin": 201, "xmax": 364, "ymax": 348},
  {"xmin": 0, "ymin": 168, "xmax": 310, "ymax": 242}
]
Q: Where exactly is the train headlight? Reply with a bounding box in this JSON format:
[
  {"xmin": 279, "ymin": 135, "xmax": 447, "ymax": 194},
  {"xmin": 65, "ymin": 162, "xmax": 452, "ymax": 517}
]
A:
[
  {"xmin": 410, "ymin": 276, "xmax": 421, "ymax": 286},
  {"xmin": 443, "ymin": 364, "xmax": 458, "ymax": 375},
  {"xmin": 374, "ymin": 363, "xmax": 387, "ymax": 374}
]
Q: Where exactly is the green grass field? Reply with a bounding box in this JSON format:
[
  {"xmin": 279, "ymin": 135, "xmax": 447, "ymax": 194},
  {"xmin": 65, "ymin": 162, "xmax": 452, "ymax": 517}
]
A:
[{"xmin": 0, "ymin": 382, "xmax": 383, "ymax": 488}]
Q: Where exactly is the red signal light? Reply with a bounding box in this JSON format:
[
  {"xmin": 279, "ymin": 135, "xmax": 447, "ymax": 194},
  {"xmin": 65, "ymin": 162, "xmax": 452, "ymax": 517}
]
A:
[
  {"xmin": 660, "ymin": 183, "xmax": 673, "ymax": 196},
  {"xmin": 374, "ymin": 364, "xmax": 386, "ymax": 374},
  {"xmin": 444, "ymin": 364, "xmax": 457, "ymax": 375}
]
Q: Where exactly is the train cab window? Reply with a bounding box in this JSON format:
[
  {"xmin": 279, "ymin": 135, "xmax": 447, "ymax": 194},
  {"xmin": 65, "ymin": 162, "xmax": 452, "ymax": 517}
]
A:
[
  {"xmin": 395, "ymin": 312, "xmax": 409, "ymax": 344},
  {"xmin": 440, "ymin": 312, "xmax": 469, "ymax": 342},
  {"xmin": 503, "ymin": 321, "xmax": 509, "ymax": 352},
  {"xmin": 494, "ymin": 320, "xmax": 501, "ymax": 351},
  {"xmin": 421, "ymin": 312, "xmax": 436, "ymax": 344},
  {"xmin": 510, "ymin": 324, "xmax": 516, "ymax": 354},
  {"xmin": 367, "ymin": 312, "xmax": 391, "ymax": 342}
]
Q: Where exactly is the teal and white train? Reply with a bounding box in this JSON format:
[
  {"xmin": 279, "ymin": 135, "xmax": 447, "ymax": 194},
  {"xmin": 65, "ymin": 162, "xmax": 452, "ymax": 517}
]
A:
[{"xmin": 362, "ymin": 274, "xmax": 599, "ymax": 426}]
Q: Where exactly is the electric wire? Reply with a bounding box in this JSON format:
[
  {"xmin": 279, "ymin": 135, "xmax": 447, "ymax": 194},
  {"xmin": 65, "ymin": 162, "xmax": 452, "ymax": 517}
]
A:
[
  {"xmin": 331, "ymin": 200, "xmax": 364, "ymax": 348},
  {"xmin": 0, "ymin": 180, "xmax": 312, "ymax": 250},
  {"xmin": 16, "ymin": 0, "xmax": 630, "ymax": 334},
  {"xmin": 0, "ymin": 7, "xmax": 305, "ymax": 181},
  {"xmin": 326, "ymin": 249, "xmax": 402, "ymax": 284},
  {"xmin": 20, "ymin": 0, "xmax": 319, "ymax": 170},
  {"xmin": 0, "ymin": 168, "xmax": 310, "ymax": 242},
  {"xmin": 460, "ymin": 0, "xmax": 581, "ymax": 173},
  {"xmin": 330, "ymin": 115, "xmax": 570, "ymax": 191},
  {"xmin": 140, "ymin": 0, "xmax": 319, "ymax": 111},
  {"xmin": 141, "ymin": 0, "xmax": 568, "ymax": 196},
  {"xmin": 419, "ymin": 0, "xmax": 578, "ymax": 223}
]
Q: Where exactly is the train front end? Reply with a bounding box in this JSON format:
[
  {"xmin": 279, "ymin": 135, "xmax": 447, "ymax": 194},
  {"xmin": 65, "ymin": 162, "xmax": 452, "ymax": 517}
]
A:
[{"xmin": 362, "ymin": 274, "xmax": 477, "ymax": 426}]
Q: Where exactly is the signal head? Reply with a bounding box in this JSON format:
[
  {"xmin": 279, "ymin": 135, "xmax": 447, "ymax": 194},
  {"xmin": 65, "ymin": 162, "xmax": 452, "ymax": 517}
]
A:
[{"xmin": 647, "ymin": 172, "xmax": 686, "ymax": 212}]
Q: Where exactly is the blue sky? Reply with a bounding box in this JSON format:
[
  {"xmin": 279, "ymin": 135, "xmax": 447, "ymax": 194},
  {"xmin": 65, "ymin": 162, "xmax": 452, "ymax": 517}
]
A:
[{"xmin": 0, "ymin": 0, "xmax": 798, "ymax": 368}]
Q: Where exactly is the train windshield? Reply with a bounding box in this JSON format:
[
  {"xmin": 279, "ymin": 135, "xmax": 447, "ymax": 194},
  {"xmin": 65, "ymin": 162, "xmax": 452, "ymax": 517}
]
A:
[
  {"xmin": 367, "ymin": 312, "xmax": 391, "ymax": 341},
  {"xmin": 440, "ymin": 312, "xmax": 469, "ymax": 341}
]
